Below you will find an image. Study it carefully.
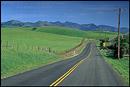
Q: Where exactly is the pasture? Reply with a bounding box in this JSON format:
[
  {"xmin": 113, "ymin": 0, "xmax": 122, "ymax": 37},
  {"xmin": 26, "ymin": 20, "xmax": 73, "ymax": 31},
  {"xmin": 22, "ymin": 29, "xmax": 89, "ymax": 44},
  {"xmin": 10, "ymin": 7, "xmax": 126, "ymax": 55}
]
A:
[{"xmin": 1, "ymin": 26, "xmax": 117, "ymax": 78}]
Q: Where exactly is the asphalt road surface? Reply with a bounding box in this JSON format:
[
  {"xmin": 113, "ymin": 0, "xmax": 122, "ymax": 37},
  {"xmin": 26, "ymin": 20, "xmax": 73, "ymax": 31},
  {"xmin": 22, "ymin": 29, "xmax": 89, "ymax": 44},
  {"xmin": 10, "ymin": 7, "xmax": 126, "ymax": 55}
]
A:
[{"xmin": 1, "ymin": 42, "xmax": 127, "ymax": 86}]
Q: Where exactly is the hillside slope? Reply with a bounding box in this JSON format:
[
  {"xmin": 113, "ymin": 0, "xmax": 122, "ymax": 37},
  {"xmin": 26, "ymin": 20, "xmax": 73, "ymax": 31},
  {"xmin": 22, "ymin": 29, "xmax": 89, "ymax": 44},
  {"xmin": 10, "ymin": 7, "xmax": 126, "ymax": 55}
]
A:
[
  {"xmin": 1, "ymin": 28, "xmax": 83, "ymax": 51},
  {"xmin": 34, "ymin": 26, "xmax": 118, "ymax": 40}
]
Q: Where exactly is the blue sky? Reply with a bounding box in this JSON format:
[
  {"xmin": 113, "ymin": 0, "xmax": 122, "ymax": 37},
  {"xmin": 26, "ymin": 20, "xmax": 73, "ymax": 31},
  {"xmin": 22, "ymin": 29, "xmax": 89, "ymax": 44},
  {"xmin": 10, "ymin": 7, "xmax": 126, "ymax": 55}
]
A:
[{"xmin": 1, "ymin": 1, "xmax": 129, "ymax": 28}]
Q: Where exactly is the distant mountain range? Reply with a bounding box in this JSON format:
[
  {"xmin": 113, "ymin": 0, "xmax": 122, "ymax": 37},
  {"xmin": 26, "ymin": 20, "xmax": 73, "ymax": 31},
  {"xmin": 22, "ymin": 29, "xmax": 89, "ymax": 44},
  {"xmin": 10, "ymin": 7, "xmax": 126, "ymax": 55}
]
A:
[{"xmin": 1, "ymin": 20, "xmax": 129, "ymax": 34}]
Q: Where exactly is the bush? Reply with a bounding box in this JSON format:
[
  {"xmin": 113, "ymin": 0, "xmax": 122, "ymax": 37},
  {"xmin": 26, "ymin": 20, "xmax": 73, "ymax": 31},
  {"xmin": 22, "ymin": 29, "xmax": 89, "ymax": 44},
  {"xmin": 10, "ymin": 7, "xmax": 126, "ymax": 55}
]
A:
[
  {"xmin": 113, "ymin": 34, "xmax": 129, "ymax": 58},
  {"xmin": 32, "ymin": 27, "xmax": 37, "ymax": 31},
  {"xmin": 114, "ymin": 48, "xmax": 124, "ymax": 58}
]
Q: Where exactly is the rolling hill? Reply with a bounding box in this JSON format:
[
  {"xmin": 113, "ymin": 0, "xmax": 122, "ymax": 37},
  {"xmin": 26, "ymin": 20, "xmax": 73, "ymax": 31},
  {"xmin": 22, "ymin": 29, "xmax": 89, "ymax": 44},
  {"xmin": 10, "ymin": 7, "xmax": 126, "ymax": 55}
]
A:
[
  {"xmin": 1, "ymin": 20, "xmax": 129, "ymax": 34},
  {"xmin": 24, "ymin": 26, "xmax": 118, "ymax": 40}
]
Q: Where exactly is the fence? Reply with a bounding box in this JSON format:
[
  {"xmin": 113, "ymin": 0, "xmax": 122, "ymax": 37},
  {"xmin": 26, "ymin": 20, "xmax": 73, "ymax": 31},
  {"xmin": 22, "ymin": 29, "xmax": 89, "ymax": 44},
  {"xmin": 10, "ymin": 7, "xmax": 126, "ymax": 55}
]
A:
[
  {"xmin": 1, "ymin": 41, "xmax": 49, "ymax": 52},
  {"xmin": 1, "ymin": 38, "xmax": 85, "ymax": 55},
  {"xmin": 49, "ymin": 38, "xmax": 85, "ymax": 55}
]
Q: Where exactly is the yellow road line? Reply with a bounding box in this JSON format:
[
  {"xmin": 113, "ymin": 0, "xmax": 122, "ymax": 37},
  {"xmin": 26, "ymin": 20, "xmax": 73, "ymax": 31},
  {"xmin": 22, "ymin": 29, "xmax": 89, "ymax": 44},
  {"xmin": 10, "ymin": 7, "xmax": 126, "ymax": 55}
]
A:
[
  {"xmin": 54, "ymin": 62, "xmax": 81, "ymax": 86},
  {"xmin": 50, "ymin": 43, "xmax": 89, "ymax": 86},
  {"xmin": 50, "ymin": 43, "xmax": 92, "ymax": 86},
  {"xmin": 49, "ymin": 63, "xmax": 80, "ymax": 86}
]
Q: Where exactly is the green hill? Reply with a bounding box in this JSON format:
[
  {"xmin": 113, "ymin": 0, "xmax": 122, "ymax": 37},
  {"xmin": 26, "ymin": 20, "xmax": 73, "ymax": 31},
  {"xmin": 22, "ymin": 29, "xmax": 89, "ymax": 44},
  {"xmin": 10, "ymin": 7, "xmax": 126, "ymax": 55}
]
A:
[
  {"xmin": 1, "ymin": 25, "xmax": 20, "ymax": 28},
  {"xmin": 1, "ymin": 27, "xmax": 83, "ymax": 51},
  {"xmin": 34, "ymin": 26, "xmax": 118, "ymax": 40}
]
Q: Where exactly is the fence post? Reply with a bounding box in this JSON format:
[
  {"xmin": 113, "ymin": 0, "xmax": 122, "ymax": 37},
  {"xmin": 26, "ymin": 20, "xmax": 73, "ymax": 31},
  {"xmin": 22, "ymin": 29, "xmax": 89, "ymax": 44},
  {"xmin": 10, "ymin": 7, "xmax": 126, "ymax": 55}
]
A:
[
  {"xmin": 45, "ymin": 47, "xmax": 47, "ymax": 52},
  {"xmin": 49, "ymin": 47, "xmax": 51, "ymax": 52},
  {"xmin": 41, "ymin": 47, "xmax": 43, "ymax": 51},
  {"xmin": 6, "ymin": 41, "xmax": 8, "ymax": 49},
  {"xmin": 74, "ymin": 51, "xmax": 75, "ymax": 54},
  {"xmin": 38, "ymin": 46, "xmax": 39, "ymax": 51}
]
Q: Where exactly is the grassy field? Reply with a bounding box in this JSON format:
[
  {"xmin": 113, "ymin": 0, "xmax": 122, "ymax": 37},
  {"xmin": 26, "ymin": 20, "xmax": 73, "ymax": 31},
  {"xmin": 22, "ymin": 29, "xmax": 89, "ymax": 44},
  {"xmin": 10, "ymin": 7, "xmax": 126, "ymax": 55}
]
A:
[
  {"xmin": 1, "ymin": 27, "xmax": 86, "ymax": 78},
  {"xmin": 1, "ymin": 26, "xmax": 117, "ymax": 79},
  {"xmin": 96, "ymin": 42, "xmax": 129, "ymax": 85},
  {"xmin": 1, "ymin": 28, "xmax": 83, "ymax": 51},
  {"xmin": 1, "ymin": 49, "xmax": 64, "ymax": 78}
]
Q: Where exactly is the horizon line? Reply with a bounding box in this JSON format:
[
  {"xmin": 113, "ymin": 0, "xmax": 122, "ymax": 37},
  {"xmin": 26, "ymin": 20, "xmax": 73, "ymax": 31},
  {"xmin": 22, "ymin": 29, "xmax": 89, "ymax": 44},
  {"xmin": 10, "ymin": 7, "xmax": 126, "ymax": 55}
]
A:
[{"xmin": 1, "ymin": 19, "xmax": 129, "ymax": 28}]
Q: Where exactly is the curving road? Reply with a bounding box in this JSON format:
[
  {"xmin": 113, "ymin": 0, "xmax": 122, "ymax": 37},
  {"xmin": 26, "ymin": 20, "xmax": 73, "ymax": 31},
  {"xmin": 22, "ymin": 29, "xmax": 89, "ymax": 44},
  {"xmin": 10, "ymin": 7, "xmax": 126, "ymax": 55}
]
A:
[{"xmin": 1, "ymin": 42, "xmax": 127, "ymax": 86}]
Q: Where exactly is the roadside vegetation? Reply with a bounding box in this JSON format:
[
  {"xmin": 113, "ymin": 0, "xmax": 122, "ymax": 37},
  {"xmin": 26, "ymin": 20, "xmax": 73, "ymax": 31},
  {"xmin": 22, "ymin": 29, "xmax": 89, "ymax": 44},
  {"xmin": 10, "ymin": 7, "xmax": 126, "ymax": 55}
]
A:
[
  {"xmin": 1, "ymin": 49, "xmax": 63, "ymax": 78},
  {"xmin": 96, "ymin": 33, "xmax": 129, "ymax": 85}
]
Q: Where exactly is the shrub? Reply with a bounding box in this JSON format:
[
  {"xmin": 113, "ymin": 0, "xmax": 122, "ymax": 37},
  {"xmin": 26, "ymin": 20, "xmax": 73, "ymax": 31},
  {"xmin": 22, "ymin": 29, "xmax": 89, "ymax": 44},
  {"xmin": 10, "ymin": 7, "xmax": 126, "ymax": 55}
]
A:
[
  {"xmin": 32, "ymin": 27, "xmax": 37, "ymax": 30},
  {"xmin": 113, "ymin": 34, "xmax": 129, "ymax": 58}
]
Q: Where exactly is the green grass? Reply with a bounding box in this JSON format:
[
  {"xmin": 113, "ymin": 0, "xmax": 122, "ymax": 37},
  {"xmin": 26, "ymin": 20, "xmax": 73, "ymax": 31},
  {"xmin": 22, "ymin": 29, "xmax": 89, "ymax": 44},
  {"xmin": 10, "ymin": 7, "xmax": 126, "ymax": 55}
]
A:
[
  {"xmin": 96, "ymin": 42, "xmax": 129, "ymax": 85},
  {"xmin": 1, "ymin": 40, "xmax": 91, "ymax": 79},
  {"xmin": 31, "ymin": 26, "xmax": 117, "ymax": 40},
  {"xmin": 1, "ymin": 27, "xmax": 84, "ymax": 78},
  {"xmin": 1, "ymin": 48, "xmax": 68, "ymax": 78},
  {"xmin": 1, "ymin": 25, "xmax": 20, "ymax": 28},
  {"xmin": 1, "ymin": 27, "xmax": 87, "ymax": 78},
  {"xmin": 1, "ymin": 26, "xmax": 118, "ymax": 79},
  {"xmin": 1, "ymin": 28, "xmax": 83, "ymax": 51}
]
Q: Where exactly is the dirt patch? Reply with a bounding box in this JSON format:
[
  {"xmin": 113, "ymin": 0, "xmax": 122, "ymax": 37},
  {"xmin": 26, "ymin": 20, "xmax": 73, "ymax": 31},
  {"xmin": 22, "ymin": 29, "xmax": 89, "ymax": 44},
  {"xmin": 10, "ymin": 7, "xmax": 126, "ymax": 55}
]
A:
[{"xmin": 57, "ymin": 38, "xmax": 91, "ymax": 58}]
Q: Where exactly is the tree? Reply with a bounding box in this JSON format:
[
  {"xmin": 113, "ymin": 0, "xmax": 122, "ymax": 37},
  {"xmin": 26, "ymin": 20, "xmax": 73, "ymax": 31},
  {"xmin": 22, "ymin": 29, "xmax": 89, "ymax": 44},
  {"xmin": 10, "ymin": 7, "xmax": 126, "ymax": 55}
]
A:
[{"xmin": 113, "ymin": 34, "xmax": 129, "ymax": 58}]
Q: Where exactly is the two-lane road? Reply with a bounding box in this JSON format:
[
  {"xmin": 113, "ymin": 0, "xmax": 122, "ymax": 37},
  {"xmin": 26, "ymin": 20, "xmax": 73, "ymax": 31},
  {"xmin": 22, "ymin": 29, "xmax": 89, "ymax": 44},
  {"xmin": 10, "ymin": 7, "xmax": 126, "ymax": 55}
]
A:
[{"xmin": 1, "ymin": 42, "xmax": 127, "ymax": 86}]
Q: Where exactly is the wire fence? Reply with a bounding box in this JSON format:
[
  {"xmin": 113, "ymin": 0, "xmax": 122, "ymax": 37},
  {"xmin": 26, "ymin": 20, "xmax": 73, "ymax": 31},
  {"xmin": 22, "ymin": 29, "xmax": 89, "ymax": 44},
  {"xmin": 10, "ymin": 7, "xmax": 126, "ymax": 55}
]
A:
[
  {"xmin": 49, "ymin": 38, "xmax": 85, "ymax": 55},
  {"xmin": 1, "ymin": 38, "xmax": 85, "ymax": 55},
  {"xmin": 1, "ymin": 41, "xmax": 49, "ymax": 52}
]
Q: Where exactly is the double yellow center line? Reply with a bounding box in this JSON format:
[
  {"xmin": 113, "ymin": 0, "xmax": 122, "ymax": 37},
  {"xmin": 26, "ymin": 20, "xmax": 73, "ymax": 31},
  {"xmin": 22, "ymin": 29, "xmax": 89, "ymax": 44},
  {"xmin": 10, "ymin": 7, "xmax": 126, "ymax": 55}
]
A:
[{"xmin": 50, "ymin": 43, "xmax": 92, "ymax": 86}]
